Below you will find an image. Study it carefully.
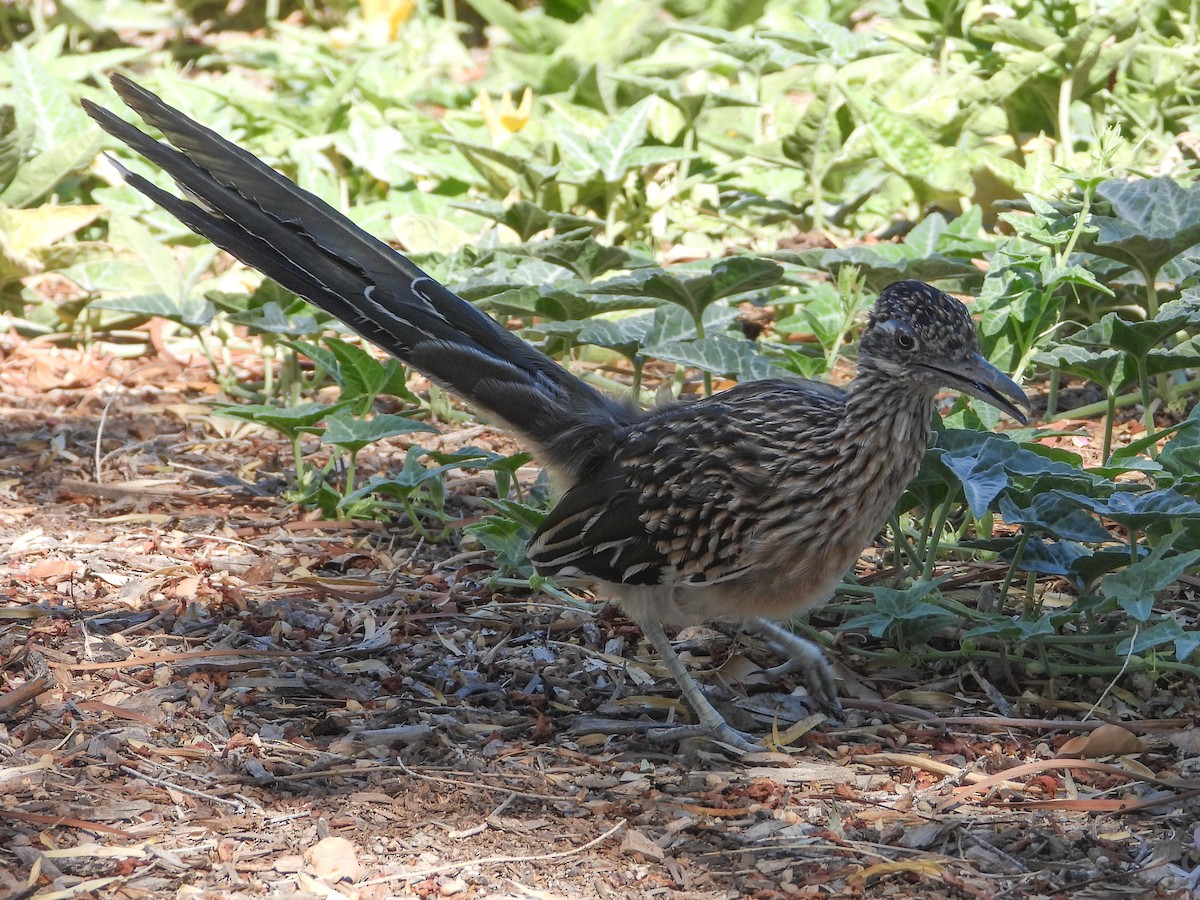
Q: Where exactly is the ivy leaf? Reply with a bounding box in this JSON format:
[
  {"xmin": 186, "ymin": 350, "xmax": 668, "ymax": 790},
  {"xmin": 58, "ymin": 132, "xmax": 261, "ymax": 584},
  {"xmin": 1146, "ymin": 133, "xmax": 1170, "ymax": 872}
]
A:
[
  {"xmin": 321, "ymin": 414, "xmax": 439, "ymax": 454},
  {"xmin": 584, "ymin": 257, "xmax": 781, "ymax": 320},
  {"xmin": 504, "ymin": 237, "xmax": 653, "ymax": 282},
  {"xmin": 217, "ymin": 401, "xmax": 353, "ymax": 439},
  {"xmin": 643, "ymin": 334, "xmax": 788, "ymax": 381},
  {"xmin": 1101, "ymin": 547, "xmax": 1200, "ymax": 621},
  {"xmin": 998, "ymin": 494, "xmax": 1113, "ymax": 544},
  {"xmin": 1085, "ymin": 177, "xmax": 1200, "ymax": 278},
  {"xmin": 840, "ymin": 582, "xmax": 953, "ymax": 647},
  {"xmin": 781, "ymin": 218, "xmax": 985, "ymax": 291},
  {"xmin": 1055, "ymin": 488, "xmax": 1200, "ymax": 529}
]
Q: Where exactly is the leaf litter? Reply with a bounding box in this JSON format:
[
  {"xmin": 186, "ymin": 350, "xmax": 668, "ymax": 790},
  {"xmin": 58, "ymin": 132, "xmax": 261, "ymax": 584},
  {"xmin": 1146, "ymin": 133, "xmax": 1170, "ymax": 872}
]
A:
[{"xmin": 0, "ymin": 336, "xmax": 1198, "ymax": 899}]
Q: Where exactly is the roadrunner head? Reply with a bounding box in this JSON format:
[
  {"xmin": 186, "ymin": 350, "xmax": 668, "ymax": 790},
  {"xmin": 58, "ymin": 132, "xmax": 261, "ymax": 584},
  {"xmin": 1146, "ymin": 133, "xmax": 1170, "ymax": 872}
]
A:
[{"xmin": 860, "ymin": 280, "xmax": 1031, "ymax": 423}]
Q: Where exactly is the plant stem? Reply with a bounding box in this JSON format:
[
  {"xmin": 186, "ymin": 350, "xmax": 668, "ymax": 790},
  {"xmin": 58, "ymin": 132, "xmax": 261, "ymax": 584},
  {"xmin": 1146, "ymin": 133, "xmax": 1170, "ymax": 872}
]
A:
[
  {"xmin": 997, "ymin": 531, "xmax": 1029, "ymax": 607},
  {"xmin": 1045, "ymin": 376, "xmax": 1200, "ymax": 424},
  {"xmin": 631, "ymin": 356, "xmax": 644, "ymax": 396},
  {"xmin": 694, "ymin": 311, "xmax": 713, "ymax": 397},
  {"xmin": 1057, "ymin": 73, "xmax": 1074, "ymax": 168},
  {"xmin": 1135, "ymin": 357, "xmax": 1157, "ymax": 457},
  {"xmin": 922, "ymin": 495, "xmax": 957, "ymax": 581},
  {"xmin": 345, "ymin": 450, "xmax": 358, "ymax": 503},
  {"xmin": 888, "ymin": 514, "xmax": 923, "ymax": 576},
  {"xmin": 1102, "ymin": 387, "xmax": 1117, "ymax": 463},
  {"xmin": 291, "ymin": 435, "xmax": 307, "ymax": 488}
]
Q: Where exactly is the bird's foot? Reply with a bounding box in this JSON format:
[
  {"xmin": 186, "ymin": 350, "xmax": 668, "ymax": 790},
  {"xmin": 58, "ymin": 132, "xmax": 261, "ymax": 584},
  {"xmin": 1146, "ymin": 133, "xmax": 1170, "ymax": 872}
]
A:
[
  {"xmin": 647, "ymin": 719, "xmax": 763, "ymax": 753},
  {"xmin": 748, "ymin": 618, "xmax": 844, "ymax": 721}
]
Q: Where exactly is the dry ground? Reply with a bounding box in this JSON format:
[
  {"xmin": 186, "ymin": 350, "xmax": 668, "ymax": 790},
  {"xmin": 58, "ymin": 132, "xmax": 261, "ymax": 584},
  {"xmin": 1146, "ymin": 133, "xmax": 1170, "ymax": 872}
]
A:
[{"xmin": 2, "ymin": 337, "xmax": 1199, "ymax": 899}]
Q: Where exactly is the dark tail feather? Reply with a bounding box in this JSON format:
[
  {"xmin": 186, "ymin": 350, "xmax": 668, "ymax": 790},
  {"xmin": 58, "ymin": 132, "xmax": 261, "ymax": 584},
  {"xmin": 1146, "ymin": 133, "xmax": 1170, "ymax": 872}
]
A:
[{"xmin": 83, "ymin": 74, "xmax": 629, "ymax": 476}]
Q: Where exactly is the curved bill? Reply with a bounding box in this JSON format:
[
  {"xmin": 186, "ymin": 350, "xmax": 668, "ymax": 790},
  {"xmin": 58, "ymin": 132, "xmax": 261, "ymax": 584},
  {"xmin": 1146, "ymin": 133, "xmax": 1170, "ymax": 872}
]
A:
[{"xmin": 926, "ymin": 353, "xmax": 1032, "ymax": 424}]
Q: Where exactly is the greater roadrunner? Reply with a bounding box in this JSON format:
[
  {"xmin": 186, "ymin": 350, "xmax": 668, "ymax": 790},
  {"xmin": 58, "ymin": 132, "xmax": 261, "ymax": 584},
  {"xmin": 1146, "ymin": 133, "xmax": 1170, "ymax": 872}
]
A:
[{"xmin": 85, "ymin": 75, "xmax": 1031, "ymax": 750}]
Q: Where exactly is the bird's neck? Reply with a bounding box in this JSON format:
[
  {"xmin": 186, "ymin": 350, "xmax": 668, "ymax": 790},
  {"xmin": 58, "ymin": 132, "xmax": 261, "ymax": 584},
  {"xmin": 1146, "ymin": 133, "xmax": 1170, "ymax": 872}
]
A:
[{"xmin": 843, "ymin": 366, "xmax": 937, "ymax": 480}]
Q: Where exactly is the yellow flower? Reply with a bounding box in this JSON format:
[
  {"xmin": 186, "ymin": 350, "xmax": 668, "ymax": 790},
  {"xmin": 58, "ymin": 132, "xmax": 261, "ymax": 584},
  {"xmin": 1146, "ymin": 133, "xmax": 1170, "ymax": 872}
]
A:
[
  {"xmin": 360, "ymin": 0, "xmax": 414, "ymax": 42},
  {"xmin": 479, "ymin": 87, "xmax": 533, "ymax": 146}
]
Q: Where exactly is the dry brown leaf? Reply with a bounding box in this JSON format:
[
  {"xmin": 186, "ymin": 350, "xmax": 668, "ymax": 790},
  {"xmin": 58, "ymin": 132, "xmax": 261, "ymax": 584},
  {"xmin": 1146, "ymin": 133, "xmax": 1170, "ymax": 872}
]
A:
[
  {"xmin": 27, "ymin": 559, "xmax": 83, "ymax": 579},
  {"xmin": 1058, "ymin": 723, "xmax": 1143, "ymax": 758}
]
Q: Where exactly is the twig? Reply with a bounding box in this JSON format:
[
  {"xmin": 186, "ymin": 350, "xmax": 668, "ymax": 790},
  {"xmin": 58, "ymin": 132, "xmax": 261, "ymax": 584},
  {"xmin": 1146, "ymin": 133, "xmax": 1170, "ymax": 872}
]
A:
[
  {"xmin": 1084, "ymin": 624, "xmax": 1136, "ymax": 721},
  {"xmin": 94, "ymin": 364, "xmax": 157, "ymax": 485},
  {"xmin": 0, "ymin": 677, "xmax": 49, "ymax": 715},
  {"xmin": 392, "ymin": 757, "xmax": 575, "ymax": 804},
  {"xmin": 121, "ymin": 766, "xmax": 246, "ymax": 813},
  {"xmin": 359, "ymin": 818, "xmax": 626, "ymax": 885}
]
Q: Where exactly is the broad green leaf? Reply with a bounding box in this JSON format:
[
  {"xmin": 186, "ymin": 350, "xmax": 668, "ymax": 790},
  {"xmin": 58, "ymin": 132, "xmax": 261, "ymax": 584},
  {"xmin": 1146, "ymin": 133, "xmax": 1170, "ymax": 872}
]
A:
[
  {"xmin": 505, "ymin": 237, "xmax": 653, "ymax": 281},
  {"xmin": 997, "ymin": 494, "xmax": 1113, "ymax": 544},
  {"xmin": 321, "ymin": 413, "xmax": 439, "ymax": 453},
  {"xmin": 2, "ymin": 204, "xmax": 103, "ymax": 254},
  {"xmin": 583, "ymin": 257, "xmax": 782, "ymax": 319},
  {"xmin": 1117, "ymin": 618, "xmax": 1200, "ymax": 661},
  {"xmin": 1160, "ymin": 403, "xmax": 1200, "ymax": 486},
  {"xmin": 217, "ymin": 401, "xmax": 353, "ymax": 437},
  {"xmin": 1032, "ymin": 344, "xmax": 1123, "ymax": 388},
  {"xmin": 1055, "ymin": 488, "xmax": 1200, "ymax": 528},
  {"xmin": 1101, "ymin": 547, "xmax": 1200, "ymax": 622},
  {"xmin": 1067, "ymin": 293, "xmax": 1200, "ymax": 359},
  {"xmin": 594, "ymin": 97, "xmax": 654, "ymax": 184},
  {"xmin": 227, "ymin": 301, "xmax": 320, "ymax": 336},
  {"xmin": 1085, "ymin": 177, "xmax": 1200, "ymax": 278},
  {"xmin": 840, "ymin": 582, "xmax": 952, "ymax": 646},
  {"xmin": 107, "ymin": 214, "xmax": 183, "ymax": 302},
  {"xmin": 0, "ymin": 45, "xmax": 101, "ymax": 207},
  {"xmin": 89, "ymin": 293, "xmax": 215, "ymax": 329},
  {"xmin": 644, "ymin": 334, "xmax": 787, "ymax": 381}
]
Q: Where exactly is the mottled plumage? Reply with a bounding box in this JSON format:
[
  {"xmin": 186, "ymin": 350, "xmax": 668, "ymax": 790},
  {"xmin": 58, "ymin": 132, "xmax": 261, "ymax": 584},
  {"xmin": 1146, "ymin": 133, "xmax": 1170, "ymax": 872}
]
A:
[{"xmin": 87, "ymin": 76, "xmax": 1030, "ymax": 750}]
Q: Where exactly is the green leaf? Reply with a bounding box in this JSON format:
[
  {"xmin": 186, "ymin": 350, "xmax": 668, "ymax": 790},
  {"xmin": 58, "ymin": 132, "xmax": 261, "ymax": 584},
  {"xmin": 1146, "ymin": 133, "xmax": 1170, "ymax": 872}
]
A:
[
  {"xmin": 1101, "ymin": 546, "xmax": 1200, "ymax": 622},
  {"xmin": 1117, "ymin": 618, "xmax": 1200, "ymax": 661},
  {"xmin": 643, "ymin": 334, "xmax": 787, "ymax": 381},
  {"xmin": 217, "ymin": 401, "xmax": 353, "ymax": 438},
  {"xmin": 0, "ymin": 44, "xmax": 101, "ymax": 207},
  {"xmin": 107, "ymin": 214, "xmax": 183, "ymax": 302},
  {"xmin": 322, "ymin": 336, "xmax": 415, "ymax": 403},
  {"xmin": 782, "ymin": 213, "xmax": 986, "ymax": 290},
  {"xmin": 505, "ymin": 237, "xmax": 653, "ymax": 282},
  {"xmin": 583, "ymin": 257, "xmax": 782, "ymax": 319},
  {"xmin": 997, "ymin": 494, "xmax": 1113, "ymax": 544},
  {"xmin": 527, "ymin": 305, "xmax": 741, "ymax": 359},
  {"xmin": 929, "ymin": 430, "xmax": 1079, "ymax": 517},
  {"xmin": 89, "ymin": 293, "xmax": 215, "ymax": 329},
  {"xmin": 1067, "ymin": 293, "xmax": 1200, "ymax": 359},
  {"xmin": 1032, "ymin": 344, "xmax": 1123, "ymax": 388},
  {"xmin": 594, "ymin": 97, "xmax": 654, "ymax": 184},
  {"xmin": 1086, "ymin": 177, "xmax": 1200, "ymax": 279},
  {"xmin": 840, "ymin": 581, "xmax": 953, "ymax": 646},
  {"xmin": 1160, "ymin": 403, "xmax": 1200, "ymax": 487},
  {"xmin": 226, "ymin": 300, "xmax": 320, "ymax": 336},
  {"xmin": 321, "ymin": 413, "xmax": 439, "ymax": 453},
  {"xmin": 1055, "ymin": 488, "xmax": 1200, "ymax": 528}
]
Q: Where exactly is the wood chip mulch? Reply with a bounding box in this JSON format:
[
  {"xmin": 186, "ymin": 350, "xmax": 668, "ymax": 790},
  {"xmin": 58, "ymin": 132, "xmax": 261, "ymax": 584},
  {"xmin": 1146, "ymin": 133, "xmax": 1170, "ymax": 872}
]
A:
[{"xmin": 2, "ymin": 339, "xmax": 1199, "ymax": 899}]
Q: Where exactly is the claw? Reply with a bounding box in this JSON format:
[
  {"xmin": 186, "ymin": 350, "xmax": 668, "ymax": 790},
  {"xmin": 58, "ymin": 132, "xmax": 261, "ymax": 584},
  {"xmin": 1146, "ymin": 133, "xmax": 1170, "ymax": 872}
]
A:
[{"xmin": 747, "ymin": 618, "xmax": 843, "ymax": 719}]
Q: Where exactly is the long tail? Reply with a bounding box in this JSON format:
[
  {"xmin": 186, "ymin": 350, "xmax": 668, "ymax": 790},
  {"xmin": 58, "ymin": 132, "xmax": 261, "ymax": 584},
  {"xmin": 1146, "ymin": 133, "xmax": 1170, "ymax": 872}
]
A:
[{"xmin": 83, "ymin": 74, "xmax": 631, "ymax": 480}]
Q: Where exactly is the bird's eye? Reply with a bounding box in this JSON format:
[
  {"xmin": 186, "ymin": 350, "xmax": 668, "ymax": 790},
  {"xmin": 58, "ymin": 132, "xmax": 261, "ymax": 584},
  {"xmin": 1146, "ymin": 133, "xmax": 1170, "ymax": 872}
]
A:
[{"xmin": 896, "ymin": 332, "xmax": 917, "ymax": 351}]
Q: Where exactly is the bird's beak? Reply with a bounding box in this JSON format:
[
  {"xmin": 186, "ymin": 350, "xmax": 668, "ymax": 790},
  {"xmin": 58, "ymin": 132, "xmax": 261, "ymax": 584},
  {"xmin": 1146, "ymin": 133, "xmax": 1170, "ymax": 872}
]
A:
[{"xmin": 927, "ymin": 353, "xmax": 1032, "ymax": 424}]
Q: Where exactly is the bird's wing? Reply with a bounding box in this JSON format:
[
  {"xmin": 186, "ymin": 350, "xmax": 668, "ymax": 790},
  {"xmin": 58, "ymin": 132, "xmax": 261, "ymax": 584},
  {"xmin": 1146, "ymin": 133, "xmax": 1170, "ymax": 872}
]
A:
[{"xmin": 529, "ymin": 379, "xmax": 848, "ymax": 587}]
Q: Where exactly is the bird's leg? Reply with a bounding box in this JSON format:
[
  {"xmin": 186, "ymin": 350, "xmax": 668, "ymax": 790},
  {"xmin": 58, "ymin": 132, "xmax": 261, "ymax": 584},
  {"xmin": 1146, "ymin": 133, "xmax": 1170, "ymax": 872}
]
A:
[
  {"xmin": 748, "ymin": 617, "xmax": 844, "ymax": 719},
  {"xmin": 635, "ymin": 618, "xmax": 763, "ymax": 752}
]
